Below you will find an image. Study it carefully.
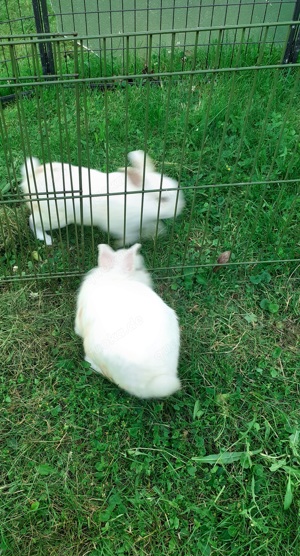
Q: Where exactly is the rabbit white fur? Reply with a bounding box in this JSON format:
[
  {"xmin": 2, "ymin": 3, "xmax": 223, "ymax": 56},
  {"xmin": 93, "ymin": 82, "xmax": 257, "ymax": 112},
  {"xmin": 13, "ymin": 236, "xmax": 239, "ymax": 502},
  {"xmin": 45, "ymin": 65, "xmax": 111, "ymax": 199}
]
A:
[
  {"xmin": 75, "ymin": 243, "xmax": 181, "ymax": 399},
  {"xmin": 20, "ymin": 151, "xmax": 185, "ymax": 246}
]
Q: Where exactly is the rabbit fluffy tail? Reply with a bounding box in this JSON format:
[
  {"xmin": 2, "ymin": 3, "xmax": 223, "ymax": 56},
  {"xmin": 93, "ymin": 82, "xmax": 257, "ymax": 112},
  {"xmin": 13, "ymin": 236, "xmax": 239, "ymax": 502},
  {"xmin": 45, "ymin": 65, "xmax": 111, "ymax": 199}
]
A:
[
  {"xmin": 21, "ymin": 157, "xmax": 40, "ymax": 184},
  {"xmin": 145, "ymin": 374, "xmax": 181, "ymax": 398}
]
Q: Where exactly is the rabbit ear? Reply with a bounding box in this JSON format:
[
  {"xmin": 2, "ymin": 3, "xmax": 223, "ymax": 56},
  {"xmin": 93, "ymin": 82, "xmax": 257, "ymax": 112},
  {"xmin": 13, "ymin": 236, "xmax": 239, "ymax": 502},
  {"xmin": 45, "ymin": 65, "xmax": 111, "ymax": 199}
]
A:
[
  {"xmin": 97, "ymin": 244, "xmax": 115, "ymax": 269},
  {"xmin": 126, "ymin": 167, "xmax": 143, "ymax": 188},
  {"xmin": 121, "ymin": 243, "xmax": 142, "ymax": 272},
  {"xmin": 129, "ymin": 243, "xmax": 142, "ymax": 255},
  {"xmin": 121, "ymin": 151, "xmax": 155, "ymax": 188},
  {"xmin": 128, "ymin": 150, "xmax": 155, "ymax": 173}
]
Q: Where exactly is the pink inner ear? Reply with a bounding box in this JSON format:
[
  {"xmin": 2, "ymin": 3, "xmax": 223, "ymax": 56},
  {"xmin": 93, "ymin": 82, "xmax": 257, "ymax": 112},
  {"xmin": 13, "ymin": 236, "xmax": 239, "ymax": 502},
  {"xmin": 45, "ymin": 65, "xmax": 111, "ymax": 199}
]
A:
[
  {"xmin": 122, "ymin": 243, "xmax": 141, "ymax": 272},
  {"xmin": 99, "ymin": 245, "xmax": 115, "ymax": 270},
  {"xmin": 122, "ymin": 251, "xmax": 134, "ymax": 272},
  {"xmin": 127, "ymin": 167, "xmax": 141, "ymax": 188}
]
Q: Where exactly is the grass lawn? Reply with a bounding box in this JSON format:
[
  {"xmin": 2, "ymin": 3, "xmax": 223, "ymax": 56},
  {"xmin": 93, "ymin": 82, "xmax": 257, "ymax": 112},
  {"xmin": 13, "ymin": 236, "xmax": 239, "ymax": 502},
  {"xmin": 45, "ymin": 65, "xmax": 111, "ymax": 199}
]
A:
[
  {"xmin": 1, "ymin": 6, "xmax": 300, "ymax": 554},
  {"xmin": 0, "ymin": 268, "xmax": 299, "ymax": 555}
]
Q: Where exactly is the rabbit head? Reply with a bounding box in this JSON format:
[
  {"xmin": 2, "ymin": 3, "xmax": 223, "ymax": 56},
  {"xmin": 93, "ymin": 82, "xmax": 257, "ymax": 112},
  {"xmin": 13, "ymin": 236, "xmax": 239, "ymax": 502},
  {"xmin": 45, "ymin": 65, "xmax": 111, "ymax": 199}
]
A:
[
  {"xmin": 124, "ymin": 151, "xmax": 185, "ymax": 220},
  {"xmin": 97, "ymin": 243, "xmax": 153, "ymax": 288}
]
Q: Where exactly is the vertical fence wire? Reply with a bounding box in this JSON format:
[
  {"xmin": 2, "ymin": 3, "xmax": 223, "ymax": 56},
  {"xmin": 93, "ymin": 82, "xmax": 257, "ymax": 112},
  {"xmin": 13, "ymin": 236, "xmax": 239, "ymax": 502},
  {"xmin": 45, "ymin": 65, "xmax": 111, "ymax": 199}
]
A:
[
  {"xmin": 9, "ymin": 40, "xmax": 54, "ymax": 280},
  {"xmin": 1, "ymin": 15, "xmax": 300, "ymax": 281},
  {"xmin": 150, "ymin": 32, "xmax": 176, "ymax": 268},
  {"xmin": 243, "ymin": 67, "xmax": 300, "ymax": 262},
  {"xmin": 0, "ymin": 104, "xmax": 23, "ymax": 279},
  {"xmin": 74, "ymin": 39, "xmax": 85, "ymax": 272},
  {"xmin": 109, "ymin": 0, "xmax": 114, "ymax": 73},
  {"xmin": 31, "ymin": 40, "xmax": 67, "ymax": 276},
  {"xmin": 102, "ymin": 37, "xmax": 111, "ymax": 245},
  {"xmin": 96, "ymin": 0, "xmax": 102, "ymax": 65},
  {"xmin": 252, "ymin": 68, "xmax": 300, "ymax": 262},
  {"xmin": 0, "ymin": 204, "xmax": 14, "ymax": 280},
  {"xmin": 211, "ymin": 27, "xmax": 270, "ymax": 263},
  {"xmin": 29, "ymin": 40, "xmax": 55, "ymax": 260},
  {"xmin": 165, "ymin": 31, "xmax": 200, "ymax": 269},
  {"xmin": 214, "ymin": 30, "xmax": 247, "ymax": 183},
  {"xmin": 56, "ymin": 39, "xmax": 81, "ymax": 263},
  {"xmin": 122, "ymin": 36, "xmax": 130, "ymax": 248},
  {"xmin": 54, "ymin": 82, "xmax": 72, "ymax": 274},
  {"xmin": 80, "ymin": 43, "xmax": 95, "ymax": 268},
  {"xmin": 52, "ymin": 40, "xmax": 73, "ymax": 275},
  {"xmin": 158, "ymin": 0, "xmax": 163, "ymax": 61},
  {"xmin": 139, "ymin": 35, "xmax": 152, "ymax": 243},
  {"xmin": 56, "ymin": 0, "xmax": 64, "ymax": 34},
  {"xmin": 17, "ymin": 0, "xmax": 33, "ymax": 74},
  {"xmin": 228, "ymin": 67, "xmax": 280, "ymax": 259},
  {"xmin": 190, "ymin": 28, "xmax": 247, "ymax": 269},
  {"xmin": 186, "ymin": 31, "xmax": 227, "ymax": 270},
  {"xmin": 271, "ymin": 1, "xmax": 283, "ymax": 52},
  {"xmin": 133, "ymin": 0, "xmax": 137, "ymax": 73}
]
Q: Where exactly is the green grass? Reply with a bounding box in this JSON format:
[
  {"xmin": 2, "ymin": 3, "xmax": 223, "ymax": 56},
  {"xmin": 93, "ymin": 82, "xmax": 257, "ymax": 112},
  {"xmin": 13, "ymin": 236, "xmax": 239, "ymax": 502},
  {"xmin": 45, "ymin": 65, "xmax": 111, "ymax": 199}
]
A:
[
  {"xmin": 0, "ymin": 267, "xmax": 299, "ymax": 555},
  {"xmin": 1, "ymin": 58, "xmax": 300, "ymax": 279},
  {"xmin": 0, "ymin": 10, "xmax": 300, "ymax": 555}
]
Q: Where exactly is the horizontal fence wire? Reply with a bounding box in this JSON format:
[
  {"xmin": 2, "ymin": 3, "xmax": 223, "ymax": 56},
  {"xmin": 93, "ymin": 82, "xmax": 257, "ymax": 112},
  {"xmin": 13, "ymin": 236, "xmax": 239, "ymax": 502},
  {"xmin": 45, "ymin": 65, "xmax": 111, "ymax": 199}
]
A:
[
  {"xmin": 0, "ymin": 20, "xmax": 300, "ymax": 282},
  {"xmin": 50, "ymin": 0, "xmax": 296, "ymax": 58},
  {"xmin": 1, "ymin": 1, "xmax": 298, "ymax": 73},
  {"xmin": 1, "ymin": 19, "xmax": 299, "ymax": 41},
  {"xmin": 0, "ymin": 21, "xmax": 299, "ymax": 92}
]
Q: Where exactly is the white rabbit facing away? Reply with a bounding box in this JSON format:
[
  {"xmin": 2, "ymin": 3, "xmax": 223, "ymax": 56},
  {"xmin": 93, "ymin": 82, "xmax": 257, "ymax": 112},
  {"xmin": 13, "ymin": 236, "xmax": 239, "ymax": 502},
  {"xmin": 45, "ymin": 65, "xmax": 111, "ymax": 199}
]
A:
[
  {"xmin": 75, "ymin": 243, "xmax": 181, "ymax": 399},
  {"xmin": 20, "ymin": 151, "xmax": 185, "ymax": 246}
]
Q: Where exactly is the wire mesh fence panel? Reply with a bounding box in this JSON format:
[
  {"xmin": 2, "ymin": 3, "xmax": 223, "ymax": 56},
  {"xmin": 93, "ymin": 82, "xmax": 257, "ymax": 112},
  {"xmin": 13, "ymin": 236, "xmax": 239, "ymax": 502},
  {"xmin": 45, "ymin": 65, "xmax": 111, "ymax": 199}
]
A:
[
  {"xmin": 0, "ymin": 21, "xmax": 299, "ymax": 282},
  {"xmin": 49, "ymin": 0, "xmax": 297, "ymax": 57},
  {"xmin": 1, "ymin": 1, "xmax": 299, "ymax": 78}
]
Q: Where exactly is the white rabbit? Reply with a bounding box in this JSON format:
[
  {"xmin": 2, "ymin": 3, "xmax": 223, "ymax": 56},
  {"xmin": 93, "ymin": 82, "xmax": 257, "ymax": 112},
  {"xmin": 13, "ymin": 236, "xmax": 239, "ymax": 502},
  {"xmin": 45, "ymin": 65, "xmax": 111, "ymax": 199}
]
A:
[
  {"xmin": 75, "ymin": 243, "xmax": 181, "ymax": 399},
  {"xmin": 20, "ymin": 151, "xmax": 185, "ymax": 246}
]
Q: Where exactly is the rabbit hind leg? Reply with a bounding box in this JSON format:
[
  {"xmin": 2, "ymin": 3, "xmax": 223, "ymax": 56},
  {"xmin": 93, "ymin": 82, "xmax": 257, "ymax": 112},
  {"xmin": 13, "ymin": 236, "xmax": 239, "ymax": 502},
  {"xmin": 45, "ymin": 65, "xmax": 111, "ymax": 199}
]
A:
[
  {"xmin": 84, "ymin": 355, "xmax": 114, "ymax": 384},
  {"xmin": 29, "ymin": 214, "xmax": 53, "ymax": 245}
]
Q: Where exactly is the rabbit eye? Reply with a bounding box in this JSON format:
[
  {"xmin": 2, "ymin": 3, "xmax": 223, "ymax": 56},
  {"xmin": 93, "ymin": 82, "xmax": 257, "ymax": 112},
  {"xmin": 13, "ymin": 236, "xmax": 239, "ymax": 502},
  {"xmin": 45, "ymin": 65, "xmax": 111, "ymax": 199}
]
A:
[{"xmin": 157, "ymin": 195, "xmax": 169, "ymax": 203}]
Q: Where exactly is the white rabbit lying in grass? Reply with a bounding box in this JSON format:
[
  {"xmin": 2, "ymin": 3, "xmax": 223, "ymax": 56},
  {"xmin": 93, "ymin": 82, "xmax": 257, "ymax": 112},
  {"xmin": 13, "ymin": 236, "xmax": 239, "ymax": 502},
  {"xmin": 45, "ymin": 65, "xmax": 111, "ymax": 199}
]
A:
[
  {"xmin": 20, "ymin": 151, "xmax": 185, "ymax": 246},
  {"xmin": 75, "ymin": 243, "xmax": 181, "ymax": 399}
]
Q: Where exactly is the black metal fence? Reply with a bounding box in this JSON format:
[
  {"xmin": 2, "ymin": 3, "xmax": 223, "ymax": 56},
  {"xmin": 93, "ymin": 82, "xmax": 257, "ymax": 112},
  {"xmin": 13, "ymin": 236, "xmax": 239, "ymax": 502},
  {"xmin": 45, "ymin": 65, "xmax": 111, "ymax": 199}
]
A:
[
  {"xmin": 0, "ymin": 2, "xmax": 299, "ymax": 282},
  {"xmin": 1, "ymin": 1, "xmax": 300, "ymax": 78}
]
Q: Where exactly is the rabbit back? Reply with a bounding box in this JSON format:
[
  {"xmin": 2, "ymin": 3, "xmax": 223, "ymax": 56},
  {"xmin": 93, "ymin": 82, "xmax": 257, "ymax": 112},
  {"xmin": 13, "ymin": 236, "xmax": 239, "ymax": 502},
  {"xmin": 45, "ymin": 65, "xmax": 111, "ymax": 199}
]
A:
[
  {"xmin": 21, "ymin": 161, "xmax": 149, "ymax": 237},
  {"xmin": 76, "ymin": 275, "xmax": 180, "ymax": 398},
  {"xmin": 20, "ymin": 152, "xmax": 185, "ymax": 244}
]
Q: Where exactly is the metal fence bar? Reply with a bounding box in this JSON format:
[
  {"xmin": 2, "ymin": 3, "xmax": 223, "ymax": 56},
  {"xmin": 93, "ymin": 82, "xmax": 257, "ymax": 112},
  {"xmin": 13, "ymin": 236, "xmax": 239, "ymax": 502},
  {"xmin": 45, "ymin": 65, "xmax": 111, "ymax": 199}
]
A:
[
  {"xmin": 0, "ymin": 103, "xmax": 27, "ymax": 280},
  {"xmin": 122, "ymin": 36, "xmax": 130, "ymax": 248},
  {"xmin": 3, "ymin": 62, "xmax": 300, "ymax": 90},
  {"xmin": 80, "ymin": 42, "xmax": 95, "ymax": 268},
  {"xmin": 242, "ymin": 68, "xmax": 300, "ymax": 262},
  {"xmin": 138, "ymin": 34, "xmax": 154, "ymax": 243},
  {"xmin": 5, "ymin": 176, "xmax": 298, "ymax": 207},
  {"xmin": 165, "ymin": 30, "xmax": 201, "ymax": 269},
  {"xmin": 212, "ymin": 27, "xmax": 270, "ymax": 263},
  {"xmin": 102, "ymin": 37, "xmax": 111, "ymax": 245},
  {"xmin": 74, "ymin": 39, "xmax": 85, "ymax": 272},
  {"xmin": 187, "ymin": 29, "xmax": 233, "ymax": 270},
  {"xmin": 0, "ymin": 14, "xmax": 299, "ymax": 282},
  {"xmin": 2, "ymin": 255, "xmax": 300, "ymax": 285},
  {"xmin": 150, "ymin": 32, "xmax": 176, "ymax": 268},
  {"xmin": 31, "ymin": 0, "xmax": 55, "ymax": 75},
  {"xmin": 55, "ymin": 39, "xmax": 81, "ymax": 261},
  {"xmin": 8, "ymin": 40, "xmax": 54, "ymax": 280},
  {"xmin": 31, "ymin": 40, "xmax": 68, "ymax": 276},
  {"xmin": 2, "ymin": 20, "xmax": 299, "ymax": 43},
  {"xmin": 283, "ymin": 0, "xmax": 300, "ymax": 62}
]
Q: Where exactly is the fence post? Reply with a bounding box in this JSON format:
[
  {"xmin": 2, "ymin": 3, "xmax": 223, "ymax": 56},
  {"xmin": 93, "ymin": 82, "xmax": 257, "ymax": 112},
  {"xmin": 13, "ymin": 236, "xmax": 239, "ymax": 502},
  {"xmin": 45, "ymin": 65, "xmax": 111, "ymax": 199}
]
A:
[
  {"xmin": 32, "ymin": 0, "xmax": 55, "ymax": 75},
  {"xmin": 283, "ymin": 0, "xmax": 300, "ymax": 63}
]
